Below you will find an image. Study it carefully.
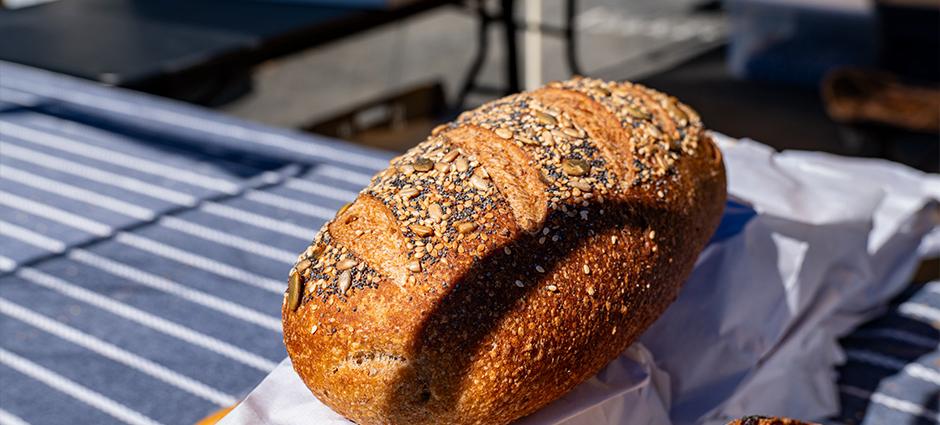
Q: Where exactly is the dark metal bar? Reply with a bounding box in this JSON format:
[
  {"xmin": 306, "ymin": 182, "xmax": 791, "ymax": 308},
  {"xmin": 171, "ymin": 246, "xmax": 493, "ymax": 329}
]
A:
[
  {"xmin": 455, "ymin": 0, "xmax": 492, "ymax": 109},
  {"xmin": 500, "ymin": 0, "xmax": 520, "ymax": 94},
  {"xmin": 565, "ymin": 0, "xmax": 583, "ymax": 76}
]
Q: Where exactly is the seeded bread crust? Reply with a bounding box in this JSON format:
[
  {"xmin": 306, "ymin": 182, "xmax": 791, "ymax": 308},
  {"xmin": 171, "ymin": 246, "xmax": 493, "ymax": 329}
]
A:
[
  {"xmin": 727, "ymin": 416, "xmax": 818, "ymax": 425},
  {"xmin": 282, "ymin": 77, "xmax": 726, "ymax": 425}
]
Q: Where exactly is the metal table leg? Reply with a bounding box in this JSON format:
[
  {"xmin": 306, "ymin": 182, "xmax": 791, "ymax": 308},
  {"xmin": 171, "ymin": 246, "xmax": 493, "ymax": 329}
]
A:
[
  {"xmin": 501, "ymin": 0, "xmax": 520, "ymax": 94},
  {"xmin": 455, "ymin": 0, "xmax": 492, "ymax": 109},
  {"xmin": 565, "ymin": 0, "xmax": 583, "ymax": 76},
  {"xmin": 458, "ymin": 0, "xmax": 585, "ymax": 109}
]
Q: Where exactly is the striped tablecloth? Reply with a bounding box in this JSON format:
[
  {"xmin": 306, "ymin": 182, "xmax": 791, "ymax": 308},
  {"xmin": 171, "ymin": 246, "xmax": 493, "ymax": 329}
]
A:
[
  {"xmin": 0, "ymin": 61, "xmax": 390, "ymax": 425},
  {"xmin": 0, "ymin": 61, "xmax": 936, "ymax": 425},
  {"xmin": 835, "ymin": 281, "xmax": 940, "ymax": 425}
]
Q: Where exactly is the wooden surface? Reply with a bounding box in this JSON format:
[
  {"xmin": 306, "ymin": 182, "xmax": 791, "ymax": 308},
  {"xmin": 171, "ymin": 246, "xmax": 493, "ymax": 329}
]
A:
[{"xmin": 195, "ymin": 406, "xmax": 236, "ymax": 425}]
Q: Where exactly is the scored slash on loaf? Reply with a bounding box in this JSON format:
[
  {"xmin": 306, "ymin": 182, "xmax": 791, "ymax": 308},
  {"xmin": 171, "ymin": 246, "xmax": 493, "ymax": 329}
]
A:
[{"xmin": 282, "ymin": 77, "xmax": 726, "ymax": 425}]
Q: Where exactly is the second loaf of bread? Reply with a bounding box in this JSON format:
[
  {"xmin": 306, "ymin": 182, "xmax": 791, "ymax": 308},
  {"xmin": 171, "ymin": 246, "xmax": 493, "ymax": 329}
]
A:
[{"xmin": 282, "ymin": 77, "xmax": 726, "ymax": 425}]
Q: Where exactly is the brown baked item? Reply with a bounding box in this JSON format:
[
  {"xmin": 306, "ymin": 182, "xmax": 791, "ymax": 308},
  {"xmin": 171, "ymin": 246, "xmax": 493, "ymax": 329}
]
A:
[
  {"xmin": 727, "ymin": 416, "xmax": 819, "ymax": 425},
  {"xmin": 282, "ymin": 77, "xmax": 726, "ymax": 425},
  {"xmin": 822, "ymin": 67, "xmax": 940, "ymax": 133}
]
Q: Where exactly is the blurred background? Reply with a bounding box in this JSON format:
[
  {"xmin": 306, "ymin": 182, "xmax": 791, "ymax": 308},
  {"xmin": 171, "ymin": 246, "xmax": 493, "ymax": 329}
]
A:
[
  {"xmin": 0, "ymin": 1, "xmax": 938, "ymax": 425},
  {"xmin": 2, "ymin": 0, "xmax": 937, "ymax": 170}
]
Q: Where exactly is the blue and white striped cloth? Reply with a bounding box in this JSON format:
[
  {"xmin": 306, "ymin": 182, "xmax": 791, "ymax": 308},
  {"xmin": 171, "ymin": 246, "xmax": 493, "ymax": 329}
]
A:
[
  {"xmin": 834, "ymin": 281, "xmax": 940, "ymax": 425},
  {"xmin": 0, "ymin": 61, "xmax": 935, "ymax": 425},
  {"xmin": 0, "ymin": 61, "xmax": 390, "ymax": 425}
]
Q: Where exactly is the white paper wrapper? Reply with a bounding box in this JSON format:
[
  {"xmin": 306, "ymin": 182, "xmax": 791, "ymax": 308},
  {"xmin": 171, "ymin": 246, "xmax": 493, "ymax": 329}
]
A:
[{"xmin": 220, "ymin": 134, "xmax": 940, "ymax": 425}]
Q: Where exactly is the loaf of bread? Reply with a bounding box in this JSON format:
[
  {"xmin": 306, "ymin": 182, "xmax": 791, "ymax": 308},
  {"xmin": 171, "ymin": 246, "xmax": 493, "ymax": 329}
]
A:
[{"xmin": 282, "ymin": 77, "xmax": 726, "ymax": 425}]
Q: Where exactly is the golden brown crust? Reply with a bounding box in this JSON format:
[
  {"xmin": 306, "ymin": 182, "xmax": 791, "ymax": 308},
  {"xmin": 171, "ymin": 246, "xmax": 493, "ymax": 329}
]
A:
[
  {"xmin": 282, "ymin": 77, "xmax": 727, "ymax": 425},
  {"xmin": 442, "ymin": 124, "xmax": 548, "ymax": 233},
  {"xmin": 329, "ymin": 194, "xmax": 410, "ymax": 286},
  {"xmin": 532, "ymin": 87, "xmax": 635, "ymax": 182}
]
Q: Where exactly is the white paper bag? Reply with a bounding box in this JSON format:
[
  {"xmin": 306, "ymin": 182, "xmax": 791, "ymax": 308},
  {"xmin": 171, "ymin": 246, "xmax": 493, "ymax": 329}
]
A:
[{"xmin": 220, "ymin": 134, "xmax": 939, "ymax": 425}]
